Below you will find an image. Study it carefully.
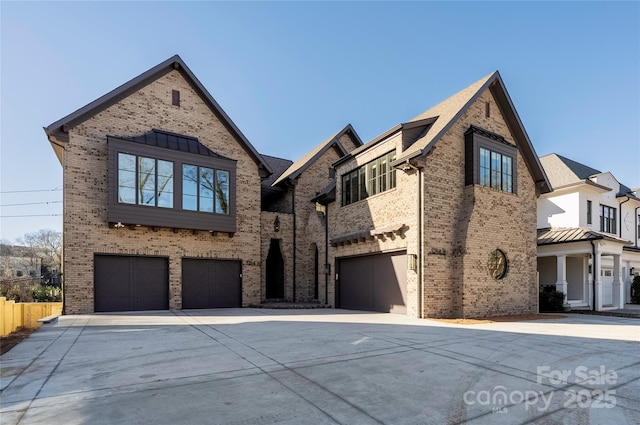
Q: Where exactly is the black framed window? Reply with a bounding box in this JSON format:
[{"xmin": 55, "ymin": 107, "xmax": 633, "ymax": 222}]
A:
[
  {"xmin": 465, "ymin": 126, "xmax": 517, "ymax": 194},
  {"xmin": 117, "ymin": 153, "xmax": 174, "ymax": 208},
  {"xmin": 600, "ymin": 204, "xmax": 616, "ymax": 234},
  {"xmin": 587, "ymin": 200, "xmax": 592, "ymax": 225},
  {"xmin": 182, "ymin": 164, "xmax": 229, "ymax": 214},
  {"xmin": 479, "ymin": 147, "xmax": 513, "ymax": 193},
  {"xmin": 342, "ymin": 151, "xmax": 396, "ymax": 206},
  {"xmin": 108, "ymin": 134, "xmax": 237, "ymax": 232}
]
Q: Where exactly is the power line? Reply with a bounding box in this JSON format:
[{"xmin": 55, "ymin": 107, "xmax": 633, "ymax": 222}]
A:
[
  {"xmin": 0, "ymin": 188, "xmax": 62, "ymax": 194},
  {"xmin": 0, "ymin": 201, "xmax": 62, "ymax": 207},
  {"xmin": 0, "ymin": 214, "xmax": 62, "ymax": 218}
]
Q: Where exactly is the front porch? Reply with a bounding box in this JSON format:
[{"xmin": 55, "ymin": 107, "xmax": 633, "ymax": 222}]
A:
[{"xmin": 537, "ymin": 228, "xmax": 637, "ymax": 311}]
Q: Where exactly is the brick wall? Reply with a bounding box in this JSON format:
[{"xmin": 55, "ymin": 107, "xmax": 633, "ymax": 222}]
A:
[
  {"xmin": 422, "ymin": 89, "xmax": 538, "ymax": 318},
  {"xmin": 62, "ymin": 70, "xmax": 263, "ymax": 313},
  {"xmin": 293, "ymin": 133, "xmax": 361, "ymax": 302},
  {"xmin": 329, "ymin": 132, "xmax": 420, "ymax": 316}
]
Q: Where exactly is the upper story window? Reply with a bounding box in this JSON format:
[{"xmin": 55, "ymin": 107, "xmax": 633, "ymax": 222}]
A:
[
  {"xmin": 342, "ymin": 151, "xmax": 396, "ymax": 206},
  {"xmin": 587, "ymin": 200, "xmax": 592, "ymax": 225},
  {"xmin": 600, "ymin": 204, "xmax": 616, "ymax": 234},
  {"xmin": 182, "ymin": 164, "xmax": 229, "ymax": 214},
  {"xmin": 108, "ymin": 130, "xmax": 237, "ymax": 233},
  {"xmin": 479, "ymin": 147, "xmax": 513, "ymax": 193},
  {"xmin": 118, "ymin": 153, "xmax": 174, "ymax": 208},
  {"xmin": 465, "ymin": 126, "xmax": 517, "ymax": 194}
]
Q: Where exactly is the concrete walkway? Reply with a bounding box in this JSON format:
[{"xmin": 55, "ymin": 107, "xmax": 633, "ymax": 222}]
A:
[{"xmin": 1, "ymin": 309, "xmax": 639, "ymax": 425}]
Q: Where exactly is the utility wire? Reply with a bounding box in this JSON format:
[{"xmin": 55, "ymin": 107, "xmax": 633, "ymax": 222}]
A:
[
  {"xmin": 0, "ymin": 214, "xmax": 62, "ymax": 218},
  {"xmin": 0, "ymin": 201, "xmax": 62, "ymax": 207},
  {"xmin": 0, "ymin": 188, "xmax": 62, "ymax": 194}
]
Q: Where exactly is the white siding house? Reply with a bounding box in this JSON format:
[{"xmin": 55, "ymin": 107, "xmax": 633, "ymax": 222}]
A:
[{"xmin": 537, "ymin": 154, "xmax": 640, "ymax": 310}]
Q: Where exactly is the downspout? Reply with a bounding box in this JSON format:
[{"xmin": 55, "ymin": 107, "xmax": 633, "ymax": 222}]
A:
[
  {"xmin": 619, "ymin": 196, "xmax": 630, "ymax": 238},
  {"xmin": 590, "ymin": 240, "xmax": 597, "ymax": 312},
  {"xmin": 325, "ymin": 204, "xmax": 329, "ymax": 305},
  {"xmin": 635, "ymin": 205, "xmax": 640, "ymax": 248},
  {"xmin": 291, "ymin": 182, "xmax": 297, "ymax": 302},
  {"xmin": 418, "ymin": 166, "xmax": 424, "ymax": 319}
]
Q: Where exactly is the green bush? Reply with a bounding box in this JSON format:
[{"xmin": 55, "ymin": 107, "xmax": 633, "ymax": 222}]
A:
[
  {"xmin": 32, "ymin": 285, "xmax": 62, "ymax": 302},
  {"xmin": 631, "ymin": 276, "xmax": 640, "ymax": 304},
  {"xmin": 539, "ymin": 285, "xmax": 565, "ymax": 312}
]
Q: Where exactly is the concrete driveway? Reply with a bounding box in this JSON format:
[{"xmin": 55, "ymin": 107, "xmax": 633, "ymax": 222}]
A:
[{"xmin": 1, "ymin": 309, "xmax": 638, "ymax": 425}]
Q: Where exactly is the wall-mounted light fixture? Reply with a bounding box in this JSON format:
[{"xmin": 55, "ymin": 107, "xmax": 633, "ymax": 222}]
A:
[
  {"xmin": 274, "ymin": 216, "xmax": 280, "ymax": 232},
  {"xmin": 631, "ymin": 267, "xmax": 635, "ymax": 276},
  {"xmin": 408, "ymin": 254, "xmax": 418, "ymax": 272},
  {"xmin": 315, "ymin": 202, "xmax": 326, "ymax": 218}
]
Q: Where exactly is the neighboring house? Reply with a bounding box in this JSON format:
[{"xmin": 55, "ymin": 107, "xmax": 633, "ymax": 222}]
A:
[
  {"xmin": 45, "ymin": 55, "xmax": 551, "ymax": 318},
  {"xmin": 537, "ymin": 154, "xmax": 640, "ymax": 310},
  {"xmin": 0, "ymin": 254, "xmax": 42, "ymax": 281}
]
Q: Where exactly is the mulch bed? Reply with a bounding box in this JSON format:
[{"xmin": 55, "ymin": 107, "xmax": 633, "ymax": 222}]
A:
[
  {"xmin": 429, "ymin": 313, "xmax": 566, "ymax": 325},
  {"xmin": 1, "ymin": 327, "xmax": 36, "ymax": 355}
]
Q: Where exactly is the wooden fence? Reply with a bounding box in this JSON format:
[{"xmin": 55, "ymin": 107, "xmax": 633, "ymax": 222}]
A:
[{"xmin": 0, "ymin": 297, "xmax": 63, "ymax": 337}]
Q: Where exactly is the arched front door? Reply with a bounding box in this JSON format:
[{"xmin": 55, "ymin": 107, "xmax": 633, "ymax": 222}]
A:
[{"xmin": 266, "ymin": 238, "xmax": 284, "ymax": 299}]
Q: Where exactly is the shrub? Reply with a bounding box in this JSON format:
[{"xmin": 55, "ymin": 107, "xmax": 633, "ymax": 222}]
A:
[
  {"xmin": 631, "ymin": 276, "xmax": 640, "ymax": 304},
  {"xmin": 32, "ymin": 285, "xmax": 62, "ymax": 302},
  {"xmin": 539, "ymin": 285, "xmax": 565, "ymax": 312}
]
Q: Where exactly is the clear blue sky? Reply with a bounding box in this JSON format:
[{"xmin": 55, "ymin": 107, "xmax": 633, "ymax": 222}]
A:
[{"xmin": 1, "ymin": 1, "xmax": 639, "ymax": 243}]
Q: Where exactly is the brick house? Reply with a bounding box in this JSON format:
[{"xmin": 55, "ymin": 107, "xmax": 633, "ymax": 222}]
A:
[
  {"xmin": 324, "ymin": 71, "xmax": 551, "ymax": 318},
  {"xmin": 46, "ymin": 55, "xmax": 550, "ymax": 317},
  {"xmin": 537, "ymin": 154, "xmax": 640, "ymax": 310}
]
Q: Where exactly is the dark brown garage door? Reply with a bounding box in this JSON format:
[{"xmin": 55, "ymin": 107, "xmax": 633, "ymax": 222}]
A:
[
  {"xmin": 94, "ymin": 255, "xmax": 169, "ymax": 312},
  {"xmin": 182, "ymin": 259, "xmax": 242, "ymax": 309},
  {"xmin": 338, "ymin": 251, "xmax": 407, "ymax": 314}
]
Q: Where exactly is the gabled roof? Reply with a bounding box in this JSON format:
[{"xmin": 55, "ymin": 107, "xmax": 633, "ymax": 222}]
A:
[
  {"xmin": 540, "ymin": 154, "xmax": 638, "ymax": 199},
  {"xmin": 260, "ymin": 154, "xmax": 294, "ymax": 189},
  {"xmin": 539, "ymin": 154, "xmax": 601, "ymax": 188},
  {"xmin": 537, "ymin": 227, "xmax": 632, "ymax": 246},
  {"xmin": 273, "ymin": 124, "xmax": 362, "ymax": 186},
  {"xmin": 44, "ymin": 54, "xmax": 272, "ymax": 176}
]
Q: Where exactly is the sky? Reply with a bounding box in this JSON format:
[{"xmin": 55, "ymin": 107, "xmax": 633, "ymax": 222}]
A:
[{"xmin": 1, "ymin": 1, "xmax": 639, "ymax": 243}]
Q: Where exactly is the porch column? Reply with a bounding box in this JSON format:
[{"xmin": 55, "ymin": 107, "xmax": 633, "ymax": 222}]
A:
[
  {"xmin": 584, "ymin": 256, "xmax": 592, "ymax": 307},
  {"xmin": 594, "ymin": 249, "xmax": 603, "ymax": 311},
  {"xmin": 612, "ymin": 254, "xmax": 624, "ymax": 309},
  {"xmin": 555, "ymin": 255, "xmax": 568, "ymax": 302}
]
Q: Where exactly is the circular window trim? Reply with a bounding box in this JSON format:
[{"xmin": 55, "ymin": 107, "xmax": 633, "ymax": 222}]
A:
[{"xmin": 488, "ymin": 249, "xmax": 508, "ymax": 280}]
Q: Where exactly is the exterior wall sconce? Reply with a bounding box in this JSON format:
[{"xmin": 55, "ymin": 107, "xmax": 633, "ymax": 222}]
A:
[
  {"xmin": 315, "ymin": 202, "xmax": 326, "ymax": 218},
  {"xmin": 274, "ymin": 216, "xmax": 280, "ymax": 232},
  {"xmin": 408, "ymin": 254, "xmax": 418, "ymax": 272},
  {"xmin": 631, "ymin": 267, "xmax": 635, "ymax": 276}
]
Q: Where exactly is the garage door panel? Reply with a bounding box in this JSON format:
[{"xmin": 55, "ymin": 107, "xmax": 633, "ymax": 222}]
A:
[
  {"xmin": 134, "ymin": 257, "xmax": 170, "ymax": 310},
  {"xmin": 339, "ymin": 256, "xmax": 372, "ymax": 311},
  {"xmin": 182, "ymin": 259, "xmax": 212, "ymax": 309},
  {"xmin": 94, "ymin": 255, "xmax": 168, "ymax": 312},
  {"xmin": 214, "ymin": 261, "xmax": 242, "ymax": 308},
  {"xmin": 182, "ymin": 259, "xmax": 242, "ymax": 309},
  {"xmin": 374, "ymin": 254, "xmax": 407, "ymax": 314},
  {"xmin": 339, "ymin": 251, "xmax": 407, "ymax": 314}
]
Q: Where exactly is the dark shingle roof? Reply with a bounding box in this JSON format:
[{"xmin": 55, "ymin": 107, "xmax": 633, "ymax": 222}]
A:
[{"xmin": 260, "ymin": 154, "xmax": 294, "ymax": 188}]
